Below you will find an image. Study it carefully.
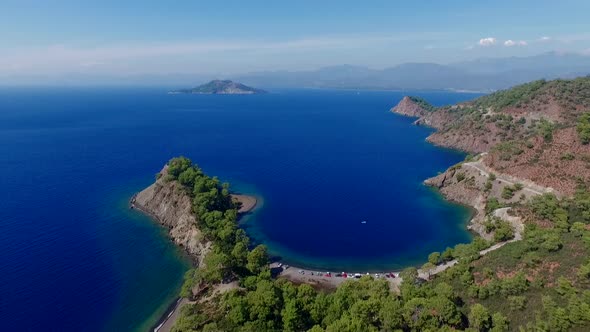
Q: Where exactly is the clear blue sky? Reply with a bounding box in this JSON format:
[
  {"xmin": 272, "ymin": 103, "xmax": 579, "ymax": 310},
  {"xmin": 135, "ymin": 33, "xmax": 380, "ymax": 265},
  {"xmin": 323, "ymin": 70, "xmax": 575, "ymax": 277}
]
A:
[{"xmin": 1, "ymin": 0, "xmax": 589, "ymax": 78}]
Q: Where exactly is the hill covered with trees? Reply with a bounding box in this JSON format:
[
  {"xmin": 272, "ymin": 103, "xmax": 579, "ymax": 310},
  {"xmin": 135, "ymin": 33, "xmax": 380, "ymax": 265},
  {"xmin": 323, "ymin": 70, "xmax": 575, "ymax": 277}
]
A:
[{"xmin": 172, "ymin": 80, "xmax": 267, "ymax": 95}]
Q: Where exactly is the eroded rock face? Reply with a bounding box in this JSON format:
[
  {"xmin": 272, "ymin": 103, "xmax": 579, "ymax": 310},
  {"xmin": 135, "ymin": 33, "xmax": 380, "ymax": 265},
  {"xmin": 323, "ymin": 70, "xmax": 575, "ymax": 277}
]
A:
[
  {"xmin": 426, "ymin": 130, "xmax": 491, "ymax": 154},
  {"xmin": 390, "ymin": 96, "xmax": 428, "ymax": 118},
  {"xmin": 425, "ymin": 167, "xmax": 484, "ymax": 211},
  {"xmin": 424, "ymin": 165, "xmax": 487, "ymax": 238},
  {"xmin": 132, "ymin": 166, "xmax": 211, "ymax": 265}
]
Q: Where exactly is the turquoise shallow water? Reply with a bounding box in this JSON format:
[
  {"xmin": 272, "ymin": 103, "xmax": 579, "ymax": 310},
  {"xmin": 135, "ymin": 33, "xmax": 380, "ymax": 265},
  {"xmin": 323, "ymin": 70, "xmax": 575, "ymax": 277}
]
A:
[{"xmin": 0, "ymin": 87, "xmax": 481, "ymax": 331}]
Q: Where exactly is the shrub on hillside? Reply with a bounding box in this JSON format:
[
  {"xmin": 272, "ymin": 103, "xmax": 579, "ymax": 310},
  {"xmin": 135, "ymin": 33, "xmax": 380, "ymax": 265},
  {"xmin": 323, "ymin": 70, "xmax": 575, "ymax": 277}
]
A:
[{"xmin": 577, "ymin": 113, "xmax": 590, "ymax": 144}]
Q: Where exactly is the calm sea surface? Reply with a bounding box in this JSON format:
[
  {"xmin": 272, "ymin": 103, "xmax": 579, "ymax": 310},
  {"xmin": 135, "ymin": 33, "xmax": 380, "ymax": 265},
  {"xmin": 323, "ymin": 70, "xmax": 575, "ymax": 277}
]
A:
[{"xmin": 0, "ymin": 87, "xmax": 482, "ymax": 331}]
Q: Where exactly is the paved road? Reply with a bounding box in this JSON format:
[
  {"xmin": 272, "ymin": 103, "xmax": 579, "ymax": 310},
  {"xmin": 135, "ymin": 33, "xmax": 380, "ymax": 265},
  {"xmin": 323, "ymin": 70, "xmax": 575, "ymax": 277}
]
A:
[{"xmin": 417, "ymin": 236, "xmax": 519, "ymax": 280}]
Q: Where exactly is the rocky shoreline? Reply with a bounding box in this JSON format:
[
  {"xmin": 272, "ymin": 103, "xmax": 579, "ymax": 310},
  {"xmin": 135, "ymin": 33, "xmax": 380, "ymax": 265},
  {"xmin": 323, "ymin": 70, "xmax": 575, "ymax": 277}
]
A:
[
  {"xmin": 392, "ymin": 97, "xmax": 554, "ymax": 240},
  {"xmin": 130, "ymin": 166, "xmax": 258, "ymax": 265},
  {"xmin": 130, "ymin": 165, "xmax": 258, "ymax": 332}
]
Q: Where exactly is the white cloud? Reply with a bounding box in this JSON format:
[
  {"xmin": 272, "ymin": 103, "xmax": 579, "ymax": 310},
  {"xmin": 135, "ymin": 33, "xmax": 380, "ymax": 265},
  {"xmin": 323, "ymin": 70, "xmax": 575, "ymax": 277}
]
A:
[
  {"xmin": 504, "ymin": 40, "xmax": 527, "ymax": 47},
  {"xmin": 539, "ymin": 36, "xmax": 551, "ymax": 42},
  {"xmin": 478, "ymin": 37, "xmax": 497, "ymax": 47}
]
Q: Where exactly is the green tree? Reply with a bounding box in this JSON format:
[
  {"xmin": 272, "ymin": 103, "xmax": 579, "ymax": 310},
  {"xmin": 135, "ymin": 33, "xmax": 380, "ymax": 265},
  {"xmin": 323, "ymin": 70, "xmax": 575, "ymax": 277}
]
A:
[
  {"xmin": 486, "ymin": 197, "xmax": 502, "ymax": 214},
  {"xmin": 541, "ymin": 232, "xmax": 563, "ymax": 252},
  {"xmin": 537, "ymin": 118, "xmax": 555, "ymax": 142},
  {"xmin": 508, "ymin": 295, "xmax": 527, "ymax": 310},
  {"xmin": 571, "ymin": 222, "xmax": 587, "ymax": 237},
  {"xmin": 500, "ymin": 272, "xmax": 528, "ymax": 296},
  {"xmin": 468, "ymin": 303, "xmax": 491, "ymax": 331},
  {"xmin": 441, "ymin": 247, "xmax": 454, "ymax": 262},
  {"xmin": 201, "ymin": 249, "xmax": 229, "ymax": 283},
  {"xmin": 429, "ymin": 296, "xmax": 462, "ymax": 327},
  {"xmin": 577, "ymin": 112, "xmax": 590, "ymax": 144},
  {"xmin": 379, "ymin": 297, "xmax": 403, "ymax": 331},
  {"xmin": 428, "ymin": 252, "xmax": 441, "ymax": 265},
  {"xmin": 435, "ymin": 282, "xmax": 455, "ymax": 300},
  {"xmin": 179, "ymin": 269, "xmax": 199, "ymax": 298},
  {"xmin": 400, "ymin": 267, "xmax": 418, "ymax": 284},
  {"xmin": 178, "ymin": 167, "xmax": 199, "ymax": 188},
  {"xmin": 247, "ymin": 245, "xmax": 269, "ymax": 275},
  {"xmin": 556, "ymin": 277, "xmax": 575, "ymax": 296},
  {"xmin": 567, "ymin": 294, "xmax": 590, "ymax": 324},
  {"xmin": 548, "ymin": 307, "xmax": 571, "ymax": 332},
  {"xmin": 493, "ymin": 221, "xmax": 515, "ymax": 242},
  {"xmin": 577, "ymin": 261, "xmax": 590, "ymax": 280},
  {"xmin": 231, "ymin": 238, "xmax": 249, "ymax": 268},
  {"xmin": 282, "ymin": 300, "xmax": 305, "ymax": 332},
  {"xmin": 454, "ymin": 243, "xmax": 480, "ymax": 263},
  {"xmin": 168, "ymin": 156, "xmax": 192, "ymax": 179},
  {"xmin": 491, "ymin": 312, "xmax": 509, "ymax": 332}
]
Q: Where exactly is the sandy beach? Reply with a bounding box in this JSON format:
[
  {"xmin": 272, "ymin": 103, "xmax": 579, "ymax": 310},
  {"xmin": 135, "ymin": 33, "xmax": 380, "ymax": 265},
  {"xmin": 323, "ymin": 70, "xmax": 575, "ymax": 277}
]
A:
[
  {"xmin": 271, "ymin": 262, "xmax": 403, "ymax": 290},
  {"xmin": 232, "ymin": 194, "xmax": 257, "ymax": 213}
]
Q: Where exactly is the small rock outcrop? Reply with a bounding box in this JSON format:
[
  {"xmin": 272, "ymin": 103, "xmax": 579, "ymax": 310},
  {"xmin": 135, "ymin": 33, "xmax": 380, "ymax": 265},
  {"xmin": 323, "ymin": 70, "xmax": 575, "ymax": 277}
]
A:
[{"xmin": 132, "ymin": 166, "xmax": 211, "ymax": 265}]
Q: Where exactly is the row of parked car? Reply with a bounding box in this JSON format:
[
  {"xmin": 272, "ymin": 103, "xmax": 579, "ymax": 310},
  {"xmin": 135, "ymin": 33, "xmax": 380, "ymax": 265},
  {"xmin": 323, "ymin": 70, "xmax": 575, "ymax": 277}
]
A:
[{"xmin": 295, "ymin": 270, "xmax": 399, "ymax": 279}]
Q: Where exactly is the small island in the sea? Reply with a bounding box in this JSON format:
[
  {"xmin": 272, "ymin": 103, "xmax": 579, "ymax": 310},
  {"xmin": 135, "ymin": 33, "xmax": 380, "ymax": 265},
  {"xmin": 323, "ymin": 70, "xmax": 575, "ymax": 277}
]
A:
[{"xmin": 170, "ymin": 80, "xmax": 267, "ymax": 95}]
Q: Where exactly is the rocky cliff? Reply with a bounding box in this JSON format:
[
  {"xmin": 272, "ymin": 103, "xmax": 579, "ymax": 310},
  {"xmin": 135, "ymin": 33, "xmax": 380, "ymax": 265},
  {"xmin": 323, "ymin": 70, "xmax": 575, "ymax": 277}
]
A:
[
  {"xmin": 391, "ymin": 97, "xmax": 489, "ymax": 151},
  {"xmin": 390, "ymin": 96, "xmax": 430, "ymax": 117},
  {"xmin": 132, "ymin": 165, "xmax": 211, "ymax": 265},
  {"xmin": 424, "ymin": 165, "xmax": 488, "ymax": 237}
]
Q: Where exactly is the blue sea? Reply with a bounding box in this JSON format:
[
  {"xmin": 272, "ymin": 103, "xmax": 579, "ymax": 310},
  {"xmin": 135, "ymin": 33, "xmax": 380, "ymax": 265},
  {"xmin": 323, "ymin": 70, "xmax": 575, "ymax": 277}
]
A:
[{"xmin": 0, "ymin": 87, "xmax": 482, "ymax": 331}]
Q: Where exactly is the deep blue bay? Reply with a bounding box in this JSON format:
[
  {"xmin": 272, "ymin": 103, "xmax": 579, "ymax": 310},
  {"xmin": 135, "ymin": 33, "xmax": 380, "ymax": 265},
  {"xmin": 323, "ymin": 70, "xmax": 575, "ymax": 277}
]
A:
[{"xmin": 0, "ymin": 87, "xmax": 482, "ymax": 331}]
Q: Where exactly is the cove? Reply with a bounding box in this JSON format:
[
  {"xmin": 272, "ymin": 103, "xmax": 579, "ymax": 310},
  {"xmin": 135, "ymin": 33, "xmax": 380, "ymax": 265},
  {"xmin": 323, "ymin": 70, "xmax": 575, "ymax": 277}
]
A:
[{"xmin": 0, "ymin": 87, "xmax": 481, "ymax": 331}]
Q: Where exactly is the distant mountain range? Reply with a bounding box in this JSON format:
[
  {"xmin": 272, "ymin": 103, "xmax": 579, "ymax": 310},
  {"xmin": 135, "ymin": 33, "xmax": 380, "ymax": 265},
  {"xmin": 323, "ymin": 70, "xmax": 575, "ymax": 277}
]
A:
[
  {"xmin": 234, "ymin": 52, "xmax": 590, "ymax": 92},
  {"xmin": 3, "ymin": 52, "xmax": 589, "ymax": 91}
]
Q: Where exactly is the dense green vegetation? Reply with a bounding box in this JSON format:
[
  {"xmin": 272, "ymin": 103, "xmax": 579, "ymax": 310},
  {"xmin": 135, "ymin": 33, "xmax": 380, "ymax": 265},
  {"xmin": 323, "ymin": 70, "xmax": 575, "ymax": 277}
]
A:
[
  {"xmin": 434, "ymin": 188, "xmax": 590, "ymax": 332},
  {"xmin": 167, "ymin": 157, "xmax": 269, "ymax": 291},
  {"xmin": 472, "ymin": 77, "xmax": 590, "ymax": 114},
  {"xmin": 408, "ymin": 96, "xmax": 436, "ymax": 112},
  {"xmin": 552, "ymin": 76, "xmax": 590, "ymax": 112},
  {"xmin": 167, "ymin": 156, "xmax": 590, "ymax": 331},
  {"xmin": 473, "ymin": 79, "xmax": 547, "ymax": 111}
]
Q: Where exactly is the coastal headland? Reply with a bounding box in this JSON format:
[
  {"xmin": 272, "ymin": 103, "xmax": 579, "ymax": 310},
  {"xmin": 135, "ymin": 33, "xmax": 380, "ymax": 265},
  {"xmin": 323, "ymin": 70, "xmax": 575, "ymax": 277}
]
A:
[{"xmin": 130, "ymin": 165, "xmax": 257, "ymax": 264}]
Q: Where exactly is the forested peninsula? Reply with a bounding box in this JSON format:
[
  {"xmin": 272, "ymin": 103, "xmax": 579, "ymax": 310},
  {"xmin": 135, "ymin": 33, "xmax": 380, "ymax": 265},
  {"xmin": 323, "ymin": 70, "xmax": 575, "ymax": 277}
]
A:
[{"xmin": 136, "ymin": 76, "xmax": 590, "ymax": 332}]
